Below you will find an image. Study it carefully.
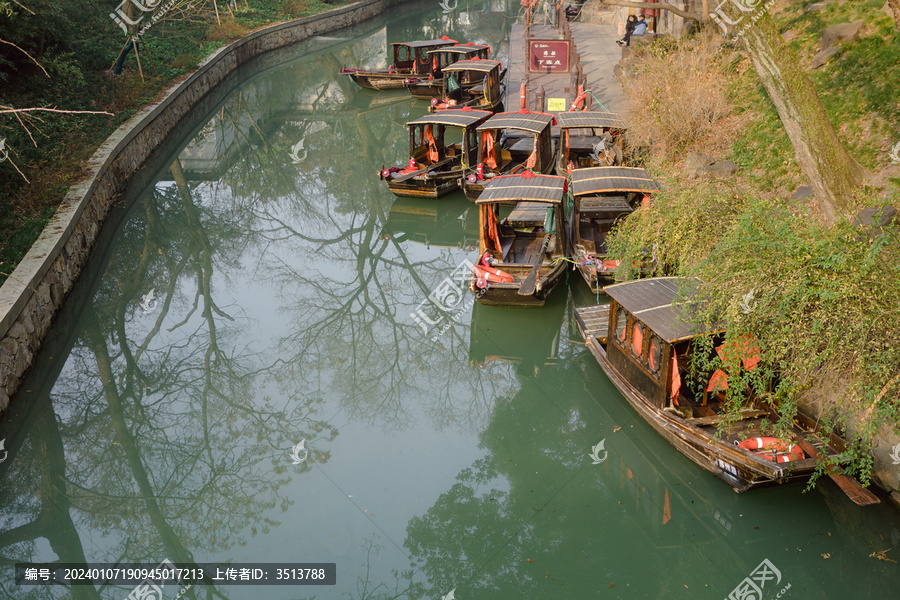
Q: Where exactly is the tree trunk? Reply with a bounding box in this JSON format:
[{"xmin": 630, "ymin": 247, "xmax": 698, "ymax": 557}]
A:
[
  {"xmin": 888, "ymin": 0, "xmax": 900, "ymax": 31},
  {"xmin": 739, "ymin": 12, "xmax": 867, "ymax": 224}
]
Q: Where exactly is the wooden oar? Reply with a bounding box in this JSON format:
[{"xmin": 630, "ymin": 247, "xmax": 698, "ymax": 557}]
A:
[
  {"xmin": 792, "ymin": 432, "xmax": 880, "ymax": 506},
  {"xmin": 518, "ymin": 234, "xmax": 551, "ymax": 296},
  {"xmin": 390, "ymin": 156, "xmax": 456, "ymax": 183}
]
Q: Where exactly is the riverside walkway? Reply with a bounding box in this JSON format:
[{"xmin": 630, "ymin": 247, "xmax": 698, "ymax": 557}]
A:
[{"xmin": 504, "ymin": 18, "xmax": 627, "ymax": 116}]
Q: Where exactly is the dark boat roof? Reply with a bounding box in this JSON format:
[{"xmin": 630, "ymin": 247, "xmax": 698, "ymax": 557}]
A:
[
  {"xmin": 604, "ymin": 277, "xmax": 720, "ymax": 343},
  {"xmin": 475, "ymin": 173, "xmax": 566, "ymax": 204},
  {"xmin": 407, "ymin": 109, "xmax": 493, "ymax": 128},
  {"xmin": 572, "ymin": 167, "xmax": 661, "ymax": 196},
  {"xmin": 392, "ymin": 39, "xmax": 457, "ymax": 49},
  {"xmin": 477, "ymin": 110, "xmax": 554, "ymax": 133},
  {"xmin": 557, "ymin": 111, "xmax": 627, "ymax": 130},
  {"xmin": 428, "ymin": 44, "xmax": 490, "ymax": 55},
  {"xmin": 443, "ymin": 58, "xmax": 502, "ymax": 73}
]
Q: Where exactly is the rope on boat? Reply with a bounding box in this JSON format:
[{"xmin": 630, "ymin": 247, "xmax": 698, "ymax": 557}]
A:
[{"xmin": 587, "ymin": 91, "xmax": 611, "ymax": 113}]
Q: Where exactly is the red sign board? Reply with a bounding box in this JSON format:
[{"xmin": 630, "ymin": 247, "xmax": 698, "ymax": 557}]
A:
[{"xmin": 529, "ymin": 40, "xmax": 570, "ymax": 73}]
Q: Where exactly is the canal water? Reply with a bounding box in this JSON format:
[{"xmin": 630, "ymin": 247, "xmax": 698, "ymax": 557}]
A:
[{"xmin": 2, "ymin": 2, "xmax": 899, "ymax": 599}]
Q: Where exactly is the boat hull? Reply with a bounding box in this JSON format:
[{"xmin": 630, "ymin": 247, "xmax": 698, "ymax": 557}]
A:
[
  {"xmin": 462, "ymin": 180, "xmax": 485, "ymax": 202},
  {"xmin": 408, "ymin": 80, "xmax": 442, "ymax": 99},
  {"xmin": 347, "ymin": 71, "xmax": 413, "ymax": 90},
  {"xmin": 386, "ymin": 177, "xmax": 461, "ymax": 199},
  {"xmin": 469, "ymin": 262, "xmax": 567, "ymax": 307},
  {"xmin": 583, "ymin": 337, "xmax": 820, "ymax": 492}
]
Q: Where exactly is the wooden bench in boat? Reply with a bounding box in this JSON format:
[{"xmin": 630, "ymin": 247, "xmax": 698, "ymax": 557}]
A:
[
  {"xmin": 508, "ymin": 202, "xmax": 548, "ymax": 227},
  {"xmin": 573, "ymin": 305, "xmax": 609, "ymax": 345},
  {"xmin": 580, "ymin": 196, "xmax": 631, "ymax": 216}
]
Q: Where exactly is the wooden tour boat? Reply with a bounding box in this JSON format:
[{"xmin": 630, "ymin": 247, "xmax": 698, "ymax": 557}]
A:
[
  {"xmin": 469, "ymin": 172, "xmax": 569, "ymax": 307},
  {"xmin": 428, "ymin": 58, "xmax": 505, "ymax": 114},
  {"xmin": 380, "ymin": 108, "xmax": 492, "ymax": 199},
  {"xmin": 462, "ymin": 109, "xmax": 556, "ymax": 202},
  {"xmin": 555, "ymin": 111, "xmax": 628, "ymax": 174},
  {"xmin": 340, "ymin": 37, "xmax": 456, "ymax": 90},
  {"xmin": 406, "ymin": 43, "xmax": 492, "ymax": 100},
  {"xmin": 575, "ymin": 277, "xmax": 879, "ymax": 505},
  {"xmin": 569, "ymin": 166, "xmax": 660, "ymax": 293}
]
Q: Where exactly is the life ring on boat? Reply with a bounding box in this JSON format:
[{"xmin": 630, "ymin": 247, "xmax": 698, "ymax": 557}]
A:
[
  {"xmin": 472, "ymin": 264, "xmax": 514, "ymax": 285},
  {"xmin": 570, "ymin": 92, "xmax": 589, "ymax": 111},
  {"xmin": 735, "ymin": 437, "xmax": 805, "ymax": 462}
]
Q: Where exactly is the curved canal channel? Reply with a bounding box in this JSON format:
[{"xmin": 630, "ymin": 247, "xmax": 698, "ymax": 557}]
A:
[{"xmin": 1, "ymin": 2, "xmax": 899, "ymax": 598}]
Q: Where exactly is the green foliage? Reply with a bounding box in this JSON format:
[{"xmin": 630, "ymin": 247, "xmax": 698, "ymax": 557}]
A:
[
  {"xmin": 0, "ymin": 0, "xmax": 350, "ymax": 286},
  {"xmin": 608, "ymin": 185, "xmax": 900, "ymax": 484}
]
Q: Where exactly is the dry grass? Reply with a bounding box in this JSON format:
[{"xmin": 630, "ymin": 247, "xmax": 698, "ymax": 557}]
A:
[
  {"xmin": 622, "ymin": 32, "xmax": 734, "ymax": 160},
  {"xmin": 206, "ymin": 19, "xmax": 251, "ymax": 42}
]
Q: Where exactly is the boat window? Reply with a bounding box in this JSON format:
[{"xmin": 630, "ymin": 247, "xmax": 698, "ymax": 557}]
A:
[
  {"xmin": 632, "ymin": 322, "xmax": 644, "ymax": 357},
  {"xmin": 648, "ymin": 336, "xmax": 661, "ymax": 373},
  {"xmin": 615, "ymin": 307, "xmax": 627, "ymax": 345},
  {"xmin": 397, "ymin": 46, "xmax": 411, "ymax": 62},
  {"xmin": 412, "ymin": 126, "xmax": 423, "ymax": 148}
]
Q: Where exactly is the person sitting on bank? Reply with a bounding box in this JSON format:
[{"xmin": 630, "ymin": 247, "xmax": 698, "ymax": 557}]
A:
[
  {"xmin": 633, "ymin": 15, "xmax": 649, "ymax": 36},
  {"xmin": 616, "ymin": 15, "xmax": 637, "ymax": 47}
]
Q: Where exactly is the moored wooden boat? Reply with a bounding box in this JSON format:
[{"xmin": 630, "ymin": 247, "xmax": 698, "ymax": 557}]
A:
[
  {"xmin": 380, "ymin": 108, "xmax": 492, "ymax": 199},
  {"xmin": 569, "ymin": 166, "xmax": 660, "ymax": 293},
  {"xmin": 575, "ymin": 277, "xmax": 877, "ymax": 502},
  {"xmin": 340, "ymin": 38, "xmax": 456, "ymax": 90},
  {"xmin": 407, "ymin": 43, "xmax": 492, "ymax": 100},
  {"xmin": 462, "ymin": 110, "xmax": 555, "ymax": 202},
  {"xmin": 469, "ymin": 172, "xmax": 568, "ymax": 307},
  {"xmin": 555, "ymin": 111, "xmax": 628, "ymax": 174},
  {"xmin": 428, "ymin": 58, "xmax": 505, "ymax": 114}
]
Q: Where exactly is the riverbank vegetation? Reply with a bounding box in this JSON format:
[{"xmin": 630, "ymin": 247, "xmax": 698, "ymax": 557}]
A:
[
  {"xmin": 0, "ymin": 0, "xmax": 347, "ymax": 285},
  {"xmin": 609, "ymin": 1, "xmax": 900, "ymax": 486}
]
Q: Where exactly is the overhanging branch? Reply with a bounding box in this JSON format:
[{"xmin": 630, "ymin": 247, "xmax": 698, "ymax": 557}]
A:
[{"xmin": 596, "ymin": 1, "xmax": 704, "ymax": 22}]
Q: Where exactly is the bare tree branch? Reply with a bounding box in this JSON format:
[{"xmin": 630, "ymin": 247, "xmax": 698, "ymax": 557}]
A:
[
  {"xmin": 0, "ymin": 38, "xmax": 49, "ymax": 76},
  {"xmin": 596, "ymin": 0, "xmax": 704, "ymax": 22}
]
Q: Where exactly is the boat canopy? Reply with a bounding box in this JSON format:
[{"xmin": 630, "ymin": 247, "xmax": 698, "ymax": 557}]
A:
[
  {"xmin": 556, "ymin": 111, "xmax": 627, "ymax": 130},
  {"xmin": 478, "ymin": 110, "xmax": 554, "ymax": 134},
  {"xmin": 572, "ymin": 167, "xmax": 661, "ymax": 196},
  {"xmin": 443, "ymin": 59, "xmax": 502, "ymax": 74},
  {"xmin": 407, "ymin": 109, "xmax": 493, "ymax": 128},
  {"xmin": 428, "ymin": 44, "xmax": 490, "ymax": 56},
  {"xmin": 604, "ymin": 277, "xmax": 721, "ymax": 344},
  {"xmin": 392, "ymin": 39, "xmax": 457, "ymax": 49},
  {"xmin": 475, "ymin": 173, "xmax": 566, "ymax": 204}
]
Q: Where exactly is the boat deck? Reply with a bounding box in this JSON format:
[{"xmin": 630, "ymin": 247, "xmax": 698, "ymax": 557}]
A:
[{"xmin": 574, "ymin": 304, "xmax": 609, "ymax": 345}]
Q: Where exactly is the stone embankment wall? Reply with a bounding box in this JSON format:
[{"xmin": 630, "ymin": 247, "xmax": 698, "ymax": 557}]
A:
[{"xmin": 0, "ymin": 0, "xmax": 398, "ymax": 413}]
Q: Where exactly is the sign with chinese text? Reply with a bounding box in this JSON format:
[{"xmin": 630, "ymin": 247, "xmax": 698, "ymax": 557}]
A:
[{"xmin": 529, "ymin": 40, "xmax": 570, "ymax": 72}]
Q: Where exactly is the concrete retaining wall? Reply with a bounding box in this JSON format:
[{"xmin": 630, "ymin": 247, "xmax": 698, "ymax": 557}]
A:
[{"xmin": 0, "ymin": 0, "xmax": 399, "ymax": 413}]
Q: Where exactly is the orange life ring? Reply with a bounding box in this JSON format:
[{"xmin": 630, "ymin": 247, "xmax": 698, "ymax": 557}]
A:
[
  {"xmin": 570, "ymin": 91, "xmax": 589, "ymax": 111},
  {"xmin": 472, "ymin": 264, "xmax": 514, "ymax": 284},
  {"xmin": 736, "ymin": 437, "xmax": 805, "ymax": 461}
]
